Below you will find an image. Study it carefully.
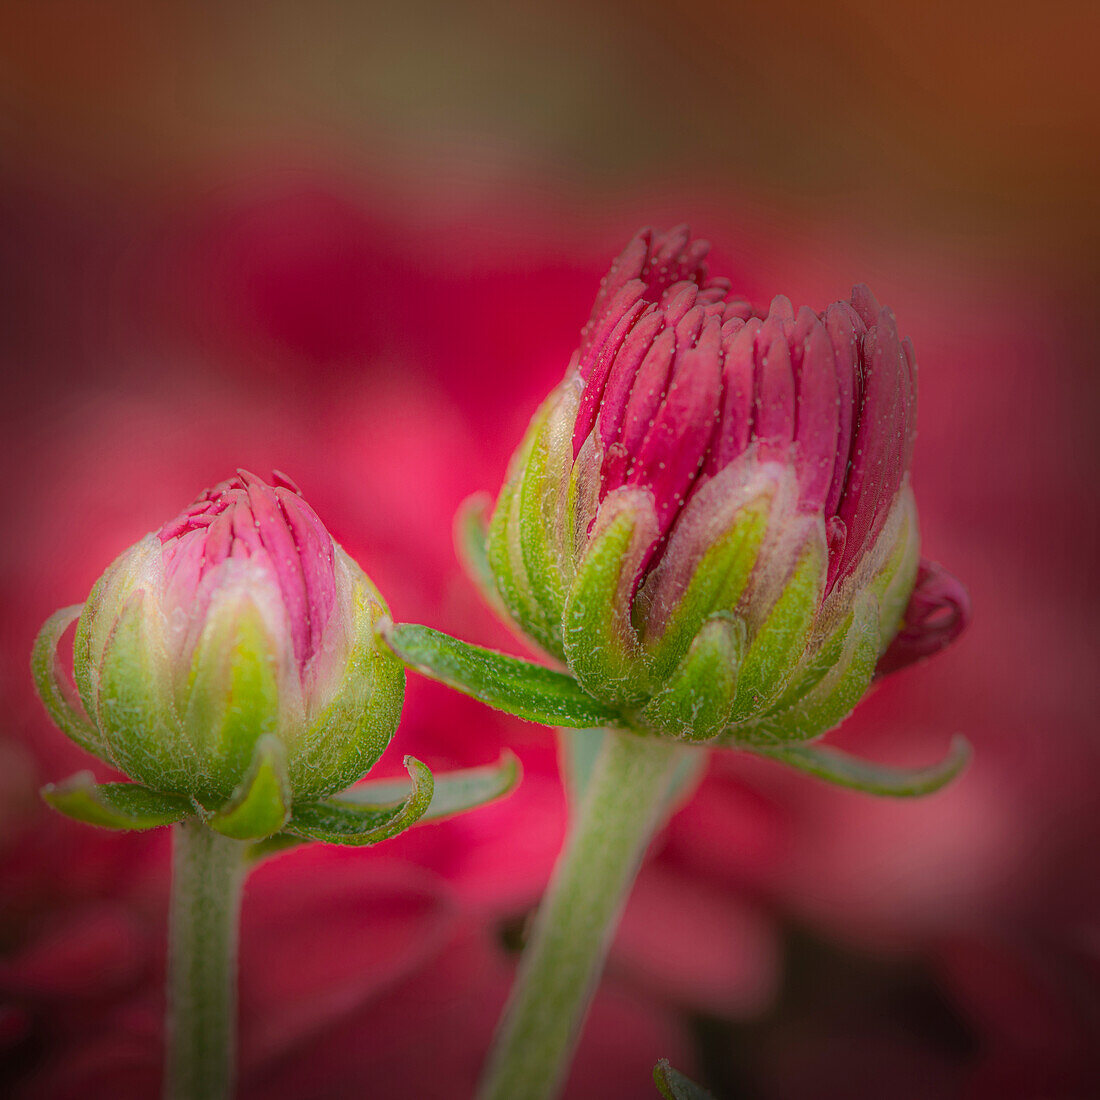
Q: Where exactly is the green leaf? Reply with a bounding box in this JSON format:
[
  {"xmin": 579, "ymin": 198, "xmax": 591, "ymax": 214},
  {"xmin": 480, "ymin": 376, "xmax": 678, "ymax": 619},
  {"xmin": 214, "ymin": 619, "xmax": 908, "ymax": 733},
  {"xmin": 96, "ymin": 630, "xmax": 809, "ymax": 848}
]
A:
[
  {"xmin": 208, "ymin": 735, "xmax": 290, "ymax": 839},
  {"xmin": 338, "ymin": 749, "xmax": 521, "ymax": 821},
  {"xmin": 753, "ymin": 735, "xmax": 972, "ymax": 797},
  {"xmin": 32, "ymin": 604, "xmax": 103, "ymax": 756},
  {"xmin": 381, "ymin": 621, "xmax": 622, "ymax": 728},
  {"xmin": 282, "ymin": 756, "xmax": 434, "ymax": 846},
  {"xmin": 639, "ymin": 613, "xmax": 746, "ymax": 742},
  {"xmin": 41, "ymin": 771, "xmax": 194, "ymax": 830},
  {"xmin": 653, "ymin": 1059, "xmax": 716, "ymax": 1100}
]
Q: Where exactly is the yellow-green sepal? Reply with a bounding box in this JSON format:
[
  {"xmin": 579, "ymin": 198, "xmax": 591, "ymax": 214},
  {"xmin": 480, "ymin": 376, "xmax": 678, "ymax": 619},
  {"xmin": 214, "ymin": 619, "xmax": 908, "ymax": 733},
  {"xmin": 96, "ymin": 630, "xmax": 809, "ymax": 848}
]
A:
[
  {"xmin": 96, "ymin": 590, "xmax": 191, "ymax": 796},
  {"xmin": 728, "ymin": 533, "xmax": 826, "ymax": 722},
  {"xmin": 289, "ymin": 566, "xmax": 404, "ymax": 800},
  {"xmin": 731, "ymin": 591, "xmax": 880, "ymax": 746},
  {"xmin": 207, "ymin": 734, "xmax": 290, "ymax": 839},
  {"xmin": 486, "ymin": 424, "xmax": 566, "ymax": 660},
  {"xmin": 642, "ymin": 494, "xmax": 769, "ymax": 685},
  {"xmin": 182, "ymin": 590, "xmax": 282, "ymax": 803},
  {"xmin": 41, "ymin": 771, "xmax": 194, "ymax": 830},
  {"xmin": 279, "ymin": 755, "xmax": 434, "ymax": 846},
  {"xmin": 562, "ymin": 490, "xmax": 657, "ymax": 708},
  {"xmin": 637, "ymin": 613, "xmax": 746, "ymax": 742}
]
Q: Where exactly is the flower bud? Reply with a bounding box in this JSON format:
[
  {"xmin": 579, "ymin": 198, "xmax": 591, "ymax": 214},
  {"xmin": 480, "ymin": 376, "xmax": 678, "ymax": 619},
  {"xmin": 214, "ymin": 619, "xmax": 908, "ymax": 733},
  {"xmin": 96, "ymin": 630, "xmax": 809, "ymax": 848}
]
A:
[
  {"xmin": 35, "ymin": 470, "xmax": 404, "ymax": 815},
  {"xmin": 483, "ymin": 227, "xmax": 968, "ymax": 745}
]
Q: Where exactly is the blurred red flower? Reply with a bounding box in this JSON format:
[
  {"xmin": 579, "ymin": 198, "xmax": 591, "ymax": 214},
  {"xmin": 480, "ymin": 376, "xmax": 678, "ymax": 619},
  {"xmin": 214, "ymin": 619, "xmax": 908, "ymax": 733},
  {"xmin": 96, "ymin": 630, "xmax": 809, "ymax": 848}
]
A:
[{"xmin": 2, "ymin": 162, "xmax": 1097, "ymax": 1098}]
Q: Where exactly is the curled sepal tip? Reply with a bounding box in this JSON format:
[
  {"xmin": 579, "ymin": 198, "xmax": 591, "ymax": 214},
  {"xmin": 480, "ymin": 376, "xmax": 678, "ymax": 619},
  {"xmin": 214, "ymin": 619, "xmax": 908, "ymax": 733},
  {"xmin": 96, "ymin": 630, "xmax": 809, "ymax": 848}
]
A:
[
  {"xmin": 380, "ymin": 620, "xmax": 622, "ymax": 729},
  {"xmin": 41, "ymin": 772, "xmax": 194, "ymax": 831},
  {"xmin": 339, "ymin": 749, "xmax": 521, "ymax": 822},
  {"xmin": 207, "ymin": 735, "xmax": 290, "ymax": 840},
  {"xmin": 753, "ymin": 734, "xmax": 971, "ymax": 797},
  {"xmin": 32, "ymin": 604, "xmax": 102, "ymax": 757},
  {"xmin": 653, "ymin": 1059, "xmax": 715, "ymax": 1100},
  {"xmin": 279, "ymin": 755, "xmax": 434, "ymax": 846}
]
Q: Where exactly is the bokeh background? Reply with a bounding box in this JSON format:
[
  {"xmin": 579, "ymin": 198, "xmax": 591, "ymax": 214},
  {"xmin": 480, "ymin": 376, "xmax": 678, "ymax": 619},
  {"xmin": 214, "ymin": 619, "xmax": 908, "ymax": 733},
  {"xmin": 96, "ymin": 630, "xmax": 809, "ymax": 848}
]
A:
[{"xmin": 2, "ymin": 2, "xmax": 1098, "ymax": 1097}]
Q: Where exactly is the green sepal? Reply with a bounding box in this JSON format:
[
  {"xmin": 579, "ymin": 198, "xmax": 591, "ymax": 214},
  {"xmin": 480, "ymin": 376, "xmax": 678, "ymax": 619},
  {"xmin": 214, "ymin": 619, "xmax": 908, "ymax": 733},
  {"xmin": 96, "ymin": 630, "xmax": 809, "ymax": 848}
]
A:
[
  {"xmin": 653, "ymin": 1059, "xmax": 716, "ymax": 1100},
  {"xmin": 731, "ymin": 592, "xmax": 880, "ymax": 746},
  {"xmin": 381, "ymin": 621, "xmax": 622, "ymax": 728},
  {"xmin": 183, "ymin": 593, "xmax": 281, "ymax": 802},
  {"xmin": 753, "ymin": 734, "xmax": 971, "ymax": 797},
  {"xmin": 562, "ymin": 493, "xmax": 656, "ymax": 708},
  {"xmin": 281, "ymin": 755, "xmax": 434, "ymax": 846},
  {"xmin": 517, "ymin": 414, "xmax": 568, "ymax": 637},
  {"xmin": 96, "ymin": 590, "xmax": 191, "ymax": 795},
  {"xmin": 207, "ymin": 734, "xmax": 290, "ymax": 839},
  {"xmin": 728, "ymin": 536, "xmax": 825, "ymax": 722},
  {"xmin": 644, "ymin": 494, "xmax": 769, "ymax": 684},
  {"xmin": 289, "ymin": 566, "xmax": 404, "ymax": 800},
  {"xmin": 486, "ymin": 424, "xmax": 565, "ymax": 659},
  {"xmin": 32, "ymin": 604, "xmax": 103, "ymax": 757},
  {"xmin": 455, "ymin": 493, "xmax": 503, "ymax": 613},
  {"xmin": 41, "ymin": 771, "xmax": 194, "ymax": 831},
  {"xmin": 638, "ymin": 613, "xmax": 746, "ymax": 742},
  {"xmin": 337, "ymin": 749, "xmax": 520, "ymax": 821}
]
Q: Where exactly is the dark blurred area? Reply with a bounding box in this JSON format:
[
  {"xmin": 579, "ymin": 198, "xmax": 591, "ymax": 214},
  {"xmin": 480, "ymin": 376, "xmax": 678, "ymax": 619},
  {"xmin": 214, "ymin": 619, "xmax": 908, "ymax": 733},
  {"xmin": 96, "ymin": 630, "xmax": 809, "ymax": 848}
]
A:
[{"xmin": 1, "ymin": 2, "xmax": 1098, "ymax": 1098}]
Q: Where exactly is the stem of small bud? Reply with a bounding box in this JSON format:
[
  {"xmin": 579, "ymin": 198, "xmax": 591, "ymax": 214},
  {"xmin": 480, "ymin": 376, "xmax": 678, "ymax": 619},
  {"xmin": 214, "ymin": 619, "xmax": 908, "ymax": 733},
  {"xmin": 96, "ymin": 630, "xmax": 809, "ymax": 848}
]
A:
[{"xmin": 165, "ymin": 821, "xmax": 246, "ymax": 1100}]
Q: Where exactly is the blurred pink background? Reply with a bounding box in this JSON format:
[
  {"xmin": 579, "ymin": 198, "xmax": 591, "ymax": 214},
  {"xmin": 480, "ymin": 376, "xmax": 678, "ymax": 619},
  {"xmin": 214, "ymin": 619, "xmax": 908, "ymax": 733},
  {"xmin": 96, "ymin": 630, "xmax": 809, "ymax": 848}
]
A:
[{"xmin": 1, "ymin": 3, "xmax": 1098, "ymax": 1097}]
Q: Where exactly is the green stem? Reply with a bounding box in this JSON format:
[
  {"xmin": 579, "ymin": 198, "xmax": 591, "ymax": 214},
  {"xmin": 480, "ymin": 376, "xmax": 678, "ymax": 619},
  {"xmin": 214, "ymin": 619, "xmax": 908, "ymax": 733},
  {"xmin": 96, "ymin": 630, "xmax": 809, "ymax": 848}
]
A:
[
  {"xmin": 478, "ymin": 728, "xmax": 686, "ymax": 1100},
  {"xmin": 165, "ymin": 821, "xmax": 246, "ymax": 1100}
]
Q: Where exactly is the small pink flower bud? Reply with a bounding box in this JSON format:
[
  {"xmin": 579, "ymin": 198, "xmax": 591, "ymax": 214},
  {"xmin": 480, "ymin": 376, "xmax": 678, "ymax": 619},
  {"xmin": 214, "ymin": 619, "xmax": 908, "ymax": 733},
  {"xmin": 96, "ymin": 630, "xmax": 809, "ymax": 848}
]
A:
[{"xmin": 35, "ymin": 471, "xmax": 404, "ymax": 811}]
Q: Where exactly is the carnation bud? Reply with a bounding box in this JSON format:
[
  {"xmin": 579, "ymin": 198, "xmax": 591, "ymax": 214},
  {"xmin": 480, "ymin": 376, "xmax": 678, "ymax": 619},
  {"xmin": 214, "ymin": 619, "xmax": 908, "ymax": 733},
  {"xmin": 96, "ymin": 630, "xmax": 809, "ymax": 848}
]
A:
[
  {"xmin": 34, "ymin": 470, "xmax": 404, "ymax": 830},
  {"xmin": 482, "ymin": 227, "xmax": 969, "ymax": 746}
]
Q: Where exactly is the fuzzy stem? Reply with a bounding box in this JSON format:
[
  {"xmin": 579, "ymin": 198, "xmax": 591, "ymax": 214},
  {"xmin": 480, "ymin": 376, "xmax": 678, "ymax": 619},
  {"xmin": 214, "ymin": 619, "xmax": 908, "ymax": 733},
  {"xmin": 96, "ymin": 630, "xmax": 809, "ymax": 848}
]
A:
[
  {"xmin": 478, "ymin": 728, "xmax": 686, "ymax": 1100},
  {"xmin": 165, "ymin": 821, "xmax": 246, "ymax": 1100}
]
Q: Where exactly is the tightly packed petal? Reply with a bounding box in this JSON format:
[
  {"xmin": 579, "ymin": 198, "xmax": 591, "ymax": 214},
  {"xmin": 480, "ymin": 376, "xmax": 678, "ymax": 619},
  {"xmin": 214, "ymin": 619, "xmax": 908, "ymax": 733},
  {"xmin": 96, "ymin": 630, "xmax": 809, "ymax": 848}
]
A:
[{"xmin": 481, "ymin": 227, "xmax": 969, "ymax": 745}]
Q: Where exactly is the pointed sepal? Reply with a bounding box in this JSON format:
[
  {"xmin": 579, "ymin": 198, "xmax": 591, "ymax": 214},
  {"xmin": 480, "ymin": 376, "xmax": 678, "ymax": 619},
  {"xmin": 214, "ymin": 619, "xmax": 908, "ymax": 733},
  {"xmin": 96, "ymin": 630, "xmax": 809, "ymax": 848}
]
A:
[
  {"xmin": 562, "ymin": 489, "xmax": 657, "ymax": 707},
  {"xmin": 41, "ymin": 772, "xmax": 194, "ymax": 830},
  {"xmin": 653, "ymin": 1059, "xmax": 716, "ymax": 1100},
  {"xmin": 730, "ymin": 592, "xmax": 881, "ymax": 747},
  {"xmin": 728, "ymin": 532, "xmax": 826, "ymax": 722},
  {"xmin": 281, "ymin": 755, "xmax": 434, "ymax": 846},
  {"xmin": 380, "ymin": 621, "xmax": 622, "ymax": 728},
  {"xmin": 207, "ymin": 734, "xmax": 291, "ymax": 839},
  {"xmin": 753, "ymin": 734, "xmax": 971, "ymax": 797},
  {"xmin": 638, "ymin": 613, "xmax": 746, "ymax": 742}
]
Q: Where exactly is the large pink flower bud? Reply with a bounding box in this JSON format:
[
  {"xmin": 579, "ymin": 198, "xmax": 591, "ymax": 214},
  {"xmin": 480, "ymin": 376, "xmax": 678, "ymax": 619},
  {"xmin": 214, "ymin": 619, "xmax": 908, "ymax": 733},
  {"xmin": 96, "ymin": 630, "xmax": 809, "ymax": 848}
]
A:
[{"xmin": 481, "ymin": 227, "xmax": 968, "ymax": 744}]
